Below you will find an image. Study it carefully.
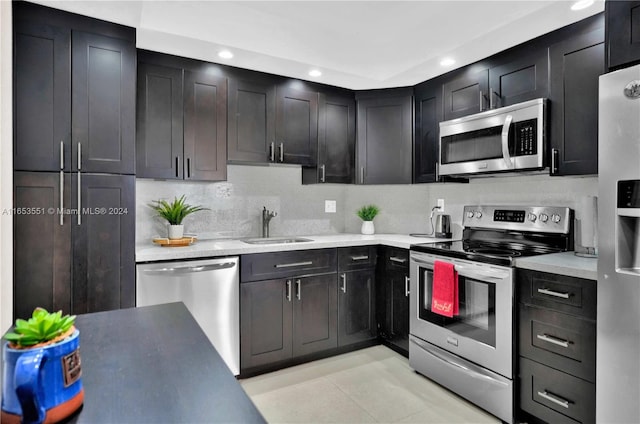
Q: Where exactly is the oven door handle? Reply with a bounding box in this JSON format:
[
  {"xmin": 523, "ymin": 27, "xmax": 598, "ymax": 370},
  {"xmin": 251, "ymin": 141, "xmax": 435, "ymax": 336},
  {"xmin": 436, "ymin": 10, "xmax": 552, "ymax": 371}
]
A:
[
  {"xmin": 410, "ymin": 336, "xmax": 509, "ymax": 387},
  {"xmin": 411, "ymin": 258, "xmax": 509, "ymax": 281}
]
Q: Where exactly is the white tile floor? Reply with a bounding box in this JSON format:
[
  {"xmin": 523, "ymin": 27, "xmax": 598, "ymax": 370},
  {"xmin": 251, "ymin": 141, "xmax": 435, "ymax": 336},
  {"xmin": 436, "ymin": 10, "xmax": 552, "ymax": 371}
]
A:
[{"xmin": 240, "ymin": 346, "xmax": 500, "ymax": 423}]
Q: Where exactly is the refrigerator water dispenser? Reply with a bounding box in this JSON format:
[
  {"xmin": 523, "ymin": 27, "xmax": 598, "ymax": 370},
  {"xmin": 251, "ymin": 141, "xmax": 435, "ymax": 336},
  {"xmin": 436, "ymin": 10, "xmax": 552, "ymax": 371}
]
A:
[{"xmin": 617, "ymin": 180, "xmax": 640, "ymax": 275}]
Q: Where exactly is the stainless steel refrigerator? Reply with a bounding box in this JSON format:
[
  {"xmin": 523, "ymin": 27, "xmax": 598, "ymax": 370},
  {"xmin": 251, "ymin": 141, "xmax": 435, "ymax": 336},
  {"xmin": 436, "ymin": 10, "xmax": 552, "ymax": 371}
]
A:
[{"xmin": 597, "ymin": 64, "xmax": 640, "ymax": 422}]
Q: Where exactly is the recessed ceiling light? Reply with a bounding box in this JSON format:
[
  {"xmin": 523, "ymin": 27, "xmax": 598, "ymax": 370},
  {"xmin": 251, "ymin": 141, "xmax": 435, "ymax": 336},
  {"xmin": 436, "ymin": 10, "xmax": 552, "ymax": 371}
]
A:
[
  {"xmin": 308, "ymin": 69, "xmax": 322, "ymax": 78},
  {"xmin": 218, "ymin": 50, "xmax": 233, "ymax": 59},
  {"xmin": 571, "ymin": 0, "xmax": 594, "ymax": 11},
  {"xmin": 440, "ymin": 58, "xmax": 456, "ymax": 67}
]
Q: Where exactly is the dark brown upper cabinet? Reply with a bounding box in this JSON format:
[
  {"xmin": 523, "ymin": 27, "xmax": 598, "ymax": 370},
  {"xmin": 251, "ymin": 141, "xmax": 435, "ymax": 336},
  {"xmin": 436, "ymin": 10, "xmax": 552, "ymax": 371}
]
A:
[
  {"xmin": 227, "ymin": 77, "xmax": 276, "ymax": 163},
  {"xmin": 606, "ymin": 0, "xmax": 640, "ymax": 70},
  {"xmin": 356, "ymin": 88, "xmax": 413, "ymax": 185},
  {"xmin": 303, "ymin": 91, "xmax": 356, "ymax": 184},
  {"xmin": 275, "ymin": 84, "xmax": 319, "ymax": 166},
  {"xmin": 443, "ymin": 49, "xmax": 548, "ymax": 121},
  {"xmin": 414, "ymin": 79, "xmax": 443, "ymax": 183},
  {"xmin": 549, "ymin": 26, "xmax": 605, "ymax": 176},
  {"xmin": 136, "ymin": 51, "xmax": 227, "ymax": 181},
  {"xmin": 13, "ymin": 3, "xmax": 135, "ymax": 175}
]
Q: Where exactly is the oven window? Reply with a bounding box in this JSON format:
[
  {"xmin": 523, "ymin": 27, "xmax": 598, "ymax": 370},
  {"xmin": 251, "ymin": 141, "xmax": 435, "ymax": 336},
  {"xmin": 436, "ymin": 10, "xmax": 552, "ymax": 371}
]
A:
[
  {"xmin": 441, "ymin": 124, "xmax": 514, "ymax": 165},
  {"xmin": 418, "ymin": 267, "xmax": 496, "ymax": 347}
]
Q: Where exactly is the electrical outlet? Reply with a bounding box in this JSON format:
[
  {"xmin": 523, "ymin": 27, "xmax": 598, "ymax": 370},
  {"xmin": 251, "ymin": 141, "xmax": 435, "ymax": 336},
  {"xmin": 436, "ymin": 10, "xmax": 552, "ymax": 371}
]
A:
[
  {"xmin": 437, "ymin": 198, "xmax": 445, "ymax": 211},
  {"xmin": 325, "ymin": 200, "xmax": 337, "ymax": 213}
]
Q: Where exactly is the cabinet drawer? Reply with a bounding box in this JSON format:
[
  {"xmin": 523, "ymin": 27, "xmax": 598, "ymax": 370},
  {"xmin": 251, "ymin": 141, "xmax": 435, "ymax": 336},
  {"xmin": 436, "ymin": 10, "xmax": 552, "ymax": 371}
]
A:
[
  {"xmin": 519, "ymin": 304, "xmax": 595, "ymax": 382},
  {"xmin": 520, "ymin": 357, "xmax": 595, "ymax": 424},
  {"xmin": 384, "ymin": 247, "xmax": 409, "ymax": 271},
  {"xmin": 518, "ymin": 269, "xmax": 596, "ymax": 319},
  {"xmin": 338, "ymin": 246, "xmax": 377, "ymax": 272},
  {"xmin": 241, "ymin": 249, "xmax": 337, "ymax": 282}
]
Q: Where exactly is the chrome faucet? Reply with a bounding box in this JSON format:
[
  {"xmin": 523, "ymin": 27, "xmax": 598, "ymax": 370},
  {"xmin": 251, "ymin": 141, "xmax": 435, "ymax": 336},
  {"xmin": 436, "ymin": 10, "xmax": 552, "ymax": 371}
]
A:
[{"xmin": 262, "ymin": 206, "xmax": 277, "ymax": 238}]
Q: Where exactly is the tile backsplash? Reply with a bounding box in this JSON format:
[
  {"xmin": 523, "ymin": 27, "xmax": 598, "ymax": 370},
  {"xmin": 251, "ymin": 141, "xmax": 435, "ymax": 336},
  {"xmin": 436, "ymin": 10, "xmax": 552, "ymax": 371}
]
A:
[{"xmin": 136, "ymin": 165, "xmax": 598, "ymax": 244}]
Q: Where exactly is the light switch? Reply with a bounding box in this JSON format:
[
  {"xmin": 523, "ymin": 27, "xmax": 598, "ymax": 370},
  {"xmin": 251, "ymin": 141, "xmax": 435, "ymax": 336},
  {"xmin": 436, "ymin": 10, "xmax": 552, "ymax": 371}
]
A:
[{"xmin": 325, "ymin": 200, "xmax": 337, "ymax": 213}]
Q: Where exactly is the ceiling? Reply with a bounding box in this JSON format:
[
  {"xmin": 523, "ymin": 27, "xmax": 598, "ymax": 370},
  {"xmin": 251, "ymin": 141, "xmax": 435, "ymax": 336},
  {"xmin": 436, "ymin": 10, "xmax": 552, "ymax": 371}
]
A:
[{"xmin": 30, "ymin": 0, "xmax": 604, "ymax": 90}]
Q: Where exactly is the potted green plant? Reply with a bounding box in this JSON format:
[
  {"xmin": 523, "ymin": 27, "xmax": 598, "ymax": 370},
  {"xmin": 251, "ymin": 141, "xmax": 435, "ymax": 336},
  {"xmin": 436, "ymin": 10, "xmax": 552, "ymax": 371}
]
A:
[
  {"xmin": 150, "ymin": 195, "xmax": 208, "ymax": 239},
  {"xmin": 2, "ymin": 308, "xmax": 84, "ymax": 424},
  {"xmin": 356, "ymin": 204, "xmax": 380, "ymax": 235}
]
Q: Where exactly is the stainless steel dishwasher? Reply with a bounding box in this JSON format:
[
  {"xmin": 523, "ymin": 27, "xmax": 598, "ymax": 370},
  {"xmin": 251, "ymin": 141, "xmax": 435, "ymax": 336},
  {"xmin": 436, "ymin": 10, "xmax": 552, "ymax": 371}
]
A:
[{"xmin": 136, "ymin": 257, "xmax": 240, "ymax": 375}]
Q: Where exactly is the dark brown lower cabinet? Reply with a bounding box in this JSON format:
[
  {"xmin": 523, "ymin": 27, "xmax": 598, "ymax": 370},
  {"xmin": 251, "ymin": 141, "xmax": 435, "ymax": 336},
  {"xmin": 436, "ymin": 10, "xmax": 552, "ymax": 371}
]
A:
[
  {"xmin": 377, "ymin": 247, "xmax": 410, "ymax": 356},
  {"xmin": 338, "ymin": 268, "xmax": 376, "ymax": 346},
  {"xmin": 240, "ymin": 273, "xmax": 337, "ymax": 371},
  {"xmin": 13, "ymin": 172, "xmax": 135, "ymax": 320}
]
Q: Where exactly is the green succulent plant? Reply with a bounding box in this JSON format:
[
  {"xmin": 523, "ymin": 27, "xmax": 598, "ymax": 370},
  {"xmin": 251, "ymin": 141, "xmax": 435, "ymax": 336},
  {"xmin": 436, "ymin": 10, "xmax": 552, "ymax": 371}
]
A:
[
  {"xmin": 150, "ymin": 195, "xmax": 209, "ymax": 225},
  {"xmin": 356, "ymin": 204, "xmax": 380, "ymax": 221},
  {"xmin": 4, "ymin": 307, "xmax": 76, "ymax": 348}
]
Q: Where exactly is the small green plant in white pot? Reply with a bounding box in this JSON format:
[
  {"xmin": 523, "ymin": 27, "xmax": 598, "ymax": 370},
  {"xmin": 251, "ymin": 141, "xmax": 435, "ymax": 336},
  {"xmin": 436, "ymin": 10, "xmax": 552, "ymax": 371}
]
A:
[
  {"xmin": 150, "ymin": 195, "xmax": 208, "ymax": 239},
  {"xmin": 356, "ymin": 204, "xmax": 380, "ymax": 235}
]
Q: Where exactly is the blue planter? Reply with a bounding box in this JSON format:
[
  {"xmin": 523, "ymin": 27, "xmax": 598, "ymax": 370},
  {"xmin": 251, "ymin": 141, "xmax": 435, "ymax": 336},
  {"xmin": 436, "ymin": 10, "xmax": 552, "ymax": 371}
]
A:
[{"xmin": 1, "ymin": 329, "xmax": 84, "ymax": 424}]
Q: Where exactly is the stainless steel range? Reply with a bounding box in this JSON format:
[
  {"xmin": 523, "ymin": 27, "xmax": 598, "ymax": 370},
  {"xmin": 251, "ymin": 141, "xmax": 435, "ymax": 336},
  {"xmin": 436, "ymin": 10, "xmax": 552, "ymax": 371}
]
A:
[{"xmin": 409, "ymin": 205, "xmax": 573, "ymax": 423}]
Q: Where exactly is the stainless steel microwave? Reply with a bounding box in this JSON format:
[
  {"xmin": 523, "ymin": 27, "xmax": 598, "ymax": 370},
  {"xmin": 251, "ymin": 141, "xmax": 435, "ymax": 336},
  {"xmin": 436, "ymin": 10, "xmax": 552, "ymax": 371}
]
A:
[{"xmin": 438, "ymin": 98, "xmax": 547, "ymax": 177}]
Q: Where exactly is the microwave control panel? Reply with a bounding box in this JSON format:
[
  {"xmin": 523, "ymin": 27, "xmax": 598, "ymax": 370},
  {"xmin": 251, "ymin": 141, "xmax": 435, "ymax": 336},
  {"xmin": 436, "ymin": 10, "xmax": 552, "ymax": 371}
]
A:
[
  {"xmin": 513, "ymin": 119, "xmax": 537, "ymax": 156},
  {"xmin": 618, "ymin": 180, "xmax": 640, "ymax": 208}
]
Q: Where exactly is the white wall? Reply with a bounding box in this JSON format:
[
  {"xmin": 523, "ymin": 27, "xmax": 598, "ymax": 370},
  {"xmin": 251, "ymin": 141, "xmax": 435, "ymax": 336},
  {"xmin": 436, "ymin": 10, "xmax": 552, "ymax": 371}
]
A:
[{"xmin": 1, "ymin": 0, "xmax": 13, "ymax": 333}]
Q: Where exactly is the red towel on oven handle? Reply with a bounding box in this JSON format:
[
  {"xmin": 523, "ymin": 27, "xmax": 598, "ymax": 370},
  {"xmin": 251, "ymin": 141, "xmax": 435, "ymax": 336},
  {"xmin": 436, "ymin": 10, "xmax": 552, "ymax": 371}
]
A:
[{"xmin": 432, "ymin": 260, "xmax": 459, "ymax": 318}]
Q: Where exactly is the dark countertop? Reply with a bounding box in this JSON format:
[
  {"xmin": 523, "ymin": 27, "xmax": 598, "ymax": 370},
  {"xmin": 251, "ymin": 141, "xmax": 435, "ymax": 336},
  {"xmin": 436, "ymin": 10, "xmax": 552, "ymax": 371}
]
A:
[{"xmin": 49, "ymin": 303, "xmax": 264, "ymax": 423}]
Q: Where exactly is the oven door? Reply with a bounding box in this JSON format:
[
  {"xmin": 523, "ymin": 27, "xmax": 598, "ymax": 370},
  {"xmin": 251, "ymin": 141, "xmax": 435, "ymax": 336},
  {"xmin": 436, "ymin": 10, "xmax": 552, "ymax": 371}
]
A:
[{"xmin": 409, "ymin": 251, "xmax": 513, "ymax": 378}]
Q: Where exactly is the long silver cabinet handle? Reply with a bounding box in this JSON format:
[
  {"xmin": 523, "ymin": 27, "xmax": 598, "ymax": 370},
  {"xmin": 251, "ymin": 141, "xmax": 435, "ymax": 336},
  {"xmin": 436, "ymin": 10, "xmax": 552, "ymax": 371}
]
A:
[
  {"xmin": 296, "ymin": 279, "xmax": 301, "ymax": 300},
  {"xmin": 77, "ymin": 142, "xmax": 82, "ymax": 170},
  {"xmin": 279, "ymin": 143, "xmax": 284, "ymax": 162},
  {"xmin": 270, "ymin": 142, "xmax": 275, "ymax": 162},
  {"xmin": 77, "ymin": 171, "xmax": 81, "ymax": 226},
  {"xmin": 286, "ymin": 280, "xmax": 292, "ymax": 302},
  {"xmin": 537, "ymin": 287, "xmax": 570, "ymax": 299},
  {"xmin": 350, "ymin": 255, "xmax": 369, "ymax": 261},
  {"xmin": 274, "ymin": 261, "xmax": 313, "ymax": 269},
  {"xmin": 537, "ymin": 334, "xmax": 570, "ymax": 348},
  {"xmin": 360, "ymin": 167, "xmax": 365, "ymax": 184},
  {"xmin": 59, "ymin": 171, "xmax": 64, "ymax": 226},
  {"xmin": 60, "ymin": 140, "xmax": 64, "ymax": 170},
  {"xmin": 340, "ymin": 273, "xmax": 347, "ymax": 293},
  {"xmin": 187, "ymin": 158, "xmax": 191, "ymax": 179},
  {"xmin": 405, "ymin": 276, "xmax": 410, "ymax": 297},
  {"xmin": 320, "ymin": 164, "xmax": 326, "ymax": 183},
  {"xmin": 390, "ymin": 256, "xmax": 407, "ymax": 264},
  {"xmin": 537, "ymin": 390, "xmax": 570, "ymax": 409},
  {"xmin": 176, "ymin": 156, "xmax": 180, "ymax": 178},
  {"xmin": 142, "ymin": 262, "xmax": 236, "ymax": 275},
  {"xmin": 551, "ymin": 148, "xmax": 559, "ymax": 174},
  {"xmin": 479, "ymin": 90, "xmax": 485, "ymax": 111}
]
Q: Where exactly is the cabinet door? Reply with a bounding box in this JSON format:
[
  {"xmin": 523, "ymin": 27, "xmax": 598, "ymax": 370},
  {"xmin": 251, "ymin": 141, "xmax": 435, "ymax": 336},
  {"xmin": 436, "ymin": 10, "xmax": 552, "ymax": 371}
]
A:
[
  {"xmin": 338, "ymin": 269, "xmax": 376, "ymax": 346},
  {"xmin": 414, "ymin": 80, "xmax": 442, "ymax": 183},
  {"xmin": 183, "ymin": 70, "xmax": 228, "ymax": 181},
  {"xmin": 13, "ymin": 21, "xmax": 70, "ymax": 172},
  {"xmin": 488, "ymin": 49, "xmax": 548, "ymax": 108},
  {"xmin": 240, "ymin": 279, "xmax": 293, "ymax": 369},
  {"xmin": 292, "ymin": 274, "xmax": 338, "ymax": 357},
  {"xmin": 549, "ymin": 28, "xmax": 605, "ymax": 176},
  {"xmin": 72, "ymin": 31, "xmax": 136, "ymax": 174},
  {"xmin": 389, "ymin": 269, "xmax": 410, "ymax": 353},
  {"xmin": 72, "ymin": 174, "xmax": 135, "ymax": 314},
  {"xmin": 136, "ymin": 62, "xmax": 184, "ymax": 179},
  {"xmin": 314, "ymin": 93, "xmax": 355, "ymax": 183},
  {"xmin": 227, "ymin": 78, "xmax": 275, "ymax": 163},
  {"xmin": 276, "ymin": 86, "xmax": 318, "ymax": 165},
  {"xmin": 13, "ymin": 172, "xmax": 72, "ymax": 320},
  {"xmin": 356, "ymin": 93, "xmax": 412, "ymax": 184},
  {"xmin": 443, "ymin": 69, "xmax": 489, "ymax": 120},
  {"xmin": 607, "ymin": 0, "xmax": 640, "ymax": 70}
]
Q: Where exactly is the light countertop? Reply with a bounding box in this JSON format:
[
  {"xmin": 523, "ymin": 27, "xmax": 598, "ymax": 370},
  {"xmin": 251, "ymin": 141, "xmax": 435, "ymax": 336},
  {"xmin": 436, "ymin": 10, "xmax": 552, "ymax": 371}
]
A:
[
  {"xmin": 515, "ymin": 251, "xmax": 597, "ymax": 280},
  {"xmin": 136, "ymin": 233, "xmax": 446, "ymax": 262}
]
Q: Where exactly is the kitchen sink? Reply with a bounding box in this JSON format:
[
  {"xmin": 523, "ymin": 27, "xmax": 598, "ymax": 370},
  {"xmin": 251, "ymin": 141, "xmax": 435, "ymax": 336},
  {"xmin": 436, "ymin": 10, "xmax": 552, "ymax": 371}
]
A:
[{"xmin": 241, "ymin": 237, "xmax": 313, "ymax": 245}]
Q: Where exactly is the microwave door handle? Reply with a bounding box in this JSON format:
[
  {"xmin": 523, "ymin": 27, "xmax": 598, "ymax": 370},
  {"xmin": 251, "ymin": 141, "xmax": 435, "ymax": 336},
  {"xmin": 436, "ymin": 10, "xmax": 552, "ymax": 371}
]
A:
[{"xmin": 501, "ymin": 114, "xmax": 514, "ymax": 169}]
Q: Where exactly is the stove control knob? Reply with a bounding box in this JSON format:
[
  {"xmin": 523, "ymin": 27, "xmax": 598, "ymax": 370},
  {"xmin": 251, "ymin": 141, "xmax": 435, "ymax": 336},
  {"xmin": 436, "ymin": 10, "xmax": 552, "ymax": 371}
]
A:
[
  {"xmin": 539, "ymin": 213, "xmax": 549, "ymax": 223},
  {"xmin": 528, "ymin": 213, "xmax": 537, "ymax": 222},
  {"xmin": 467, "ymin": 211, "xmax": 475, "ymax": 218},
  {"xmin": 551, "ymin": 214, "xmax": 562, "ymax": 223},
  {"xmin": 475, "ymin": 211, "xmax": 483, "ymax": 218}
]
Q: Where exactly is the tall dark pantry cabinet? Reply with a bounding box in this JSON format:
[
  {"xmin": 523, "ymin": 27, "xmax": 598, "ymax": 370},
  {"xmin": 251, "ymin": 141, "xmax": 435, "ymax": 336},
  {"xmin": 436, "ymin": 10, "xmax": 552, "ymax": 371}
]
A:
[{"xmin": 12, "ymin": 3, "xmax": 136, "ymax": 319}]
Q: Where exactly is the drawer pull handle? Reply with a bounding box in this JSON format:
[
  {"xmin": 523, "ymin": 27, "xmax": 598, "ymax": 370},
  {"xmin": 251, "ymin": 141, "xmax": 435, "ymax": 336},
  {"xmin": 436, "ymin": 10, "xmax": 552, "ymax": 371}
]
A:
[
  {"xmin": 537, "ymin": 390, "xmax": 571, "ymax": 409},
  {"xmin": 390, "ymin": 256, "xmax": 407, "ymax": 264},
  {"xmin": 536, "ymin": 334, "xmax": 570, "ymax": 348},
  {"xmin": 286, "ymin": 280, "xmax": 292, "ymax": 302},
  {"xmin": 275, "ymin": 261, "xmax": 313, "ymax": 268},
  {"xmin": 350, "ymin": 255, "xmax": 369, "ymax": 261},
  {"xmin": 537, "ymin": 288, "xmax": 570, "ymax": 299}
]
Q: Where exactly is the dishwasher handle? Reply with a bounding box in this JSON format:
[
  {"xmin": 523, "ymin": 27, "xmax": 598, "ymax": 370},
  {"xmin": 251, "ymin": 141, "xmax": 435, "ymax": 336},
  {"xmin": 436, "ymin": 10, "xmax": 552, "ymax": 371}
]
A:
[{"xmin": 141, "ymin": 262, "xmax": 236, "ymax": 275}]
